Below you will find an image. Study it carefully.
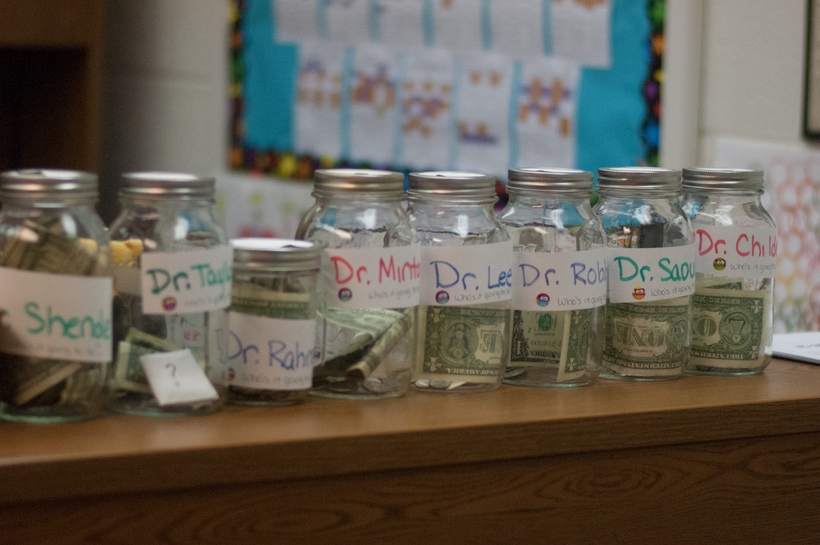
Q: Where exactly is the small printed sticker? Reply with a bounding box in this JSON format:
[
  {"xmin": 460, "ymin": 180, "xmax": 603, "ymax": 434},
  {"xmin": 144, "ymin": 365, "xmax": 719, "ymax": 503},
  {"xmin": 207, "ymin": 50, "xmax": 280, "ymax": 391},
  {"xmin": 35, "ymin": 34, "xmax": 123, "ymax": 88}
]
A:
[
  {"xmin": 435, "ymin": 290, "xmax": 450, "ymax": 304},
  {"xmin": 632, "ymin": 287, "xmax": 646, "ymax": 300},
  {"xmin": 536, "ymin": 293, "xmax": 550, "ymax": 307},
  {"xmin": 337, "ymin": 288, "xmax": 352, "ymax": 302},
  {"xmin": 713, "ymin": 257, "xmax": 726, "ymax": 271}
]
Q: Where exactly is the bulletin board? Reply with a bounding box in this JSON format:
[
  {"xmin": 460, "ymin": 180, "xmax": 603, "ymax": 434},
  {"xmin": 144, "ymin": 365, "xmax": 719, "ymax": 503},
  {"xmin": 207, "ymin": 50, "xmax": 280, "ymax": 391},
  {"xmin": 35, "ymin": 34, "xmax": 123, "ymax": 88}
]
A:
[{"xmin": 228, "ymin": 0, "xmax": 664, "ymax": 181}]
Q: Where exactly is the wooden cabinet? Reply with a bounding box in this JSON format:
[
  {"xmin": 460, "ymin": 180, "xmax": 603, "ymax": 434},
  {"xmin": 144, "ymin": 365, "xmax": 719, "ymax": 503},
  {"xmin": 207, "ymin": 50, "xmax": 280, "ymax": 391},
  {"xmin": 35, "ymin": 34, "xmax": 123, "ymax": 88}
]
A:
[
  {"xmin": 0, "ymin": 0, "xmax": 103, "ymax": 172},
  {"xmin": 1, "ymin": 359, "xmax": 820, "ymax": 544}
]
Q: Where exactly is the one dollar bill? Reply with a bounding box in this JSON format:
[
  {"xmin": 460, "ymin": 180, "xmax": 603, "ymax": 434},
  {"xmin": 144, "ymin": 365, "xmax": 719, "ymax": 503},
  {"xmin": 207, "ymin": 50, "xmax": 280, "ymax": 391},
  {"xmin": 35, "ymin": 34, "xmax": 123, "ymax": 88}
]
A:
[
  {"xmin": 602, "ymin": 296, "xmax": 690, "ymax": 377},
  {"xmin": 510, "ymin": 309, "xmax": 591, "ymax": 382}
]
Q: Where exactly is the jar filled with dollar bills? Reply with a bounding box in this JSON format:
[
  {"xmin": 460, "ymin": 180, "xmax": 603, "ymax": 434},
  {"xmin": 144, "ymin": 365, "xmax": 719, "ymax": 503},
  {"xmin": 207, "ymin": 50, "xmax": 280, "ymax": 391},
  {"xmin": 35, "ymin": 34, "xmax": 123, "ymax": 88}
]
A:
[
  {"xmin": 108, "ymin": 172, "xmax": 231, "ymax": 416},
  {"xmin": 682, "ymin": 168, "xmax": 776, "ymax": 375},
  {"xmin": 0, "ymin": 169, "xmax": 112, "ymax": 423},
  {"xmin": 228, "ymin": 238, "xmax": 321, "ymax": 405},
  {"xmin": 498, "ymin": 168, "xmax": 606, "ymax": 387},
  {"xmin": 407, "ymin": 171, "xmax": 512, "ymax": 393},
  {"xmin": 296, "ymin": 169, "xmax": 420, "ymax": 399},
  {"xmin": 594, "ymin": 167, "xmax": 696, "ymax": 381}
]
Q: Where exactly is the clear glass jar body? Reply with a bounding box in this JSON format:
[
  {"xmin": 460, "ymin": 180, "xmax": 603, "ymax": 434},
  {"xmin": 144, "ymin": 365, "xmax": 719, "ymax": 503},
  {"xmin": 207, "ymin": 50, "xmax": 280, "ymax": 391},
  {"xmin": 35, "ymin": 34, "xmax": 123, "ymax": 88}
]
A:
[
  {"xmin": 409, "ymin": 201, "xmax": 512, "ymax": 393},
  {"xmin": 0, "ymin": 202, "xmax": 111, "ymax": 422},
  {"xmin": 499, "ymin": 194, "xmax": 606, "ymax": 387},
  {"xmin": 228, "ymin": 267, "xmax": 319, "ymax": 406},
  {"xmin": 297, "ymin": 194, "xmax": 417, "ymax": 399},
  {"xmin": 108, "ymin": 197, "xmax": 228, "ymax": 416},
  {"xmin": 594, "ymin": 192, "xmax": 694, "ymax": 380},
  {"xmin": 682, "ymin": 190, "xmax": 775, "ymax": 375}
]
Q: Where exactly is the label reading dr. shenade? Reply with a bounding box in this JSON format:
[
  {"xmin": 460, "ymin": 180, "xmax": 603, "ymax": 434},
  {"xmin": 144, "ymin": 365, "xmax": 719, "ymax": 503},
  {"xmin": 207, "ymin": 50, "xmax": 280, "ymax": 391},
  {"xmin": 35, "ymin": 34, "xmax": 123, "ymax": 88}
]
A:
[
  {"xmin": 140, "ymin": 245, "xmax": 233, "ymax": 315},
  {"xmin": 0, "ymin": 267, "xmax": 113, "ymax": 363},
  {"xmin": 608, "ymin": 244, "xmax": 697, "ymax": 303}
]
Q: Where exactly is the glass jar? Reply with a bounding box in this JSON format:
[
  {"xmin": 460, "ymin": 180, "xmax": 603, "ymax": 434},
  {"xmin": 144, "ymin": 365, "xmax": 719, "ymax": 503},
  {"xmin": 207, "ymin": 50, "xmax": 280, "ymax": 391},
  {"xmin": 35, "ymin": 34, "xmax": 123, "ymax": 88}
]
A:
[
  {"xmin": 296, "ymin": 169, "xmax": 419, "ymax": 399},
  {"xmin": 108, "ymin": 172, "xmax": 231, "ymax": 416},
  {"xmin": 228, "ymin": 238, "xmax": 321, "ymax": 405},
  {"xmin": 682, "ymin": 168, "xmax": 776, "ymax": 375},
  {"xmin": 498, "ymin": 168, "xmax": 606, "ymax": 387},
  {"xmin": 0, "ymin": 169, "xmax": 111, "ymax": 422},
  {"xmin": 594, "ymin": 167, "xmax": 695, "ymax": 381},
  {"xmin": 407, "ymin": 171, "xmax": 512, "ymax": 393}
]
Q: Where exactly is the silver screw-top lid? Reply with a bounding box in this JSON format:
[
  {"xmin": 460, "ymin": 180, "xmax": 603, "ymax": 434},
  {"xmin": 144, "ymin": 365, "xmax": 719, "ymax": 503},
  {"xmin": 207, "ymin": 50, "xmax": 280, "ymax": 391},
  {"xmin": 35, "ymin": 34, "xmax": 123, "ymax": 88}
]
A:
[
  {"xmin": 0, "ymin": 169, "xmax": 98, "ymax": 203},
  {"xmin": 507, "ymin": 168, "xmax": 593, "ymax": 194},
  {"xmin": 120, "ymin": 172, "xmax": 215, "ymax": 200},
  {"xmin": 232, "ymin": 238, "xmax": 322, "ymax": 273},
  {"xmin": 312, "ymin": 169, "xmax": 405, "ymax": 199},
  {"xmin": 407, "ymin": 171, "xmax": 497, "ymax": 203},
  {"xmin": 682, "ymin": 168, "xmax": 764, "ymax": 192},
  {"xmin": 597, "ymin": 167, "xmax": 681, "ymax": 193}
]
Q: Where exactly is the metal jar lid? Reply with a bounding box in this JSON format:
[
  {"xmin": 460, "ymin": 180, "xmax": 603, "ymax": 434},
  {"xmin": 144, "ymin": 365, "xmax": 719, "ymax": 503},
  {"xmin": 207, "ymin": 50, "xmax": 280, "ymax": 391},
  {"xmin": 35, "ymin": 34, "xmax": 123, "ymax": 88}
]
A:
[
  {"xmin": 232, "ymin": 238, "xmax": 322, "ymax": 273},
  {"xmin": 0, "ymin": 169, "xmax": 98, "ymax": 203},
  {"xmin": 407, "ymin": 171, "xmax": 497, "ymax": 203},
  {"xmin": 681, "ymin": 168, "xmax": 764, "ymax": 192},
  {"xmin": 597, "ymin": 167, "xmax": 681, "ymax": 193},
  {"xmin": 312, "ymin": 169, "xmax": 405, "ymax": 199},
  {"xmin": 120, "ymin": 172, "xmax": 216, "ymax": 200},
  {"xmin": 507, "ymin": 168, "xmax": 593, "ymax": 195}
]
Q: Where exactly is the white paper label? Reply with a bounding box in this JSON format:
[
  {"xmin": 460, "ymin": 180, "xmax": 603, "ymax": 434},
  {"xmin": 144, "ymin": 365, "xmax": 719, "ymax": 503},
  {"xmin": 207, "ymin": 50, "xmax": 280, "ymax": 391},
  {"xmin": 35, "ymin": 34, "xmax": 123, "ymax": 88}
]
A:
[
  {"xmin": 512, "ymin": 249, "xmax": 608, "ymax": 311},
  {"xmin": 608, "ymin": 244, "xmax": 697, "ymax": 303},
  {"xmin": 140, "ymin": 246, "xmax": 233, "ymax": 314},
  {"xmin": 141, "ymin": 348, "xmax": 219, "ymax": 406},
  {"xmin": 324, "ymin": 245, "xmax": 421, "ymax": 309},
  {"xmin": 227, "ymin": 314, "xmax": 315, "ymax": 391},
  {"xmin": 0, "ymin": 267, "xmax": 112, "ymax": 363},
  {"xmin": 420, "ymin": 240, "xmax": 513, "ymax": 306},
  {"xmin": 694, "ymin": 225, "xmax": 777, "ymax": 279}
]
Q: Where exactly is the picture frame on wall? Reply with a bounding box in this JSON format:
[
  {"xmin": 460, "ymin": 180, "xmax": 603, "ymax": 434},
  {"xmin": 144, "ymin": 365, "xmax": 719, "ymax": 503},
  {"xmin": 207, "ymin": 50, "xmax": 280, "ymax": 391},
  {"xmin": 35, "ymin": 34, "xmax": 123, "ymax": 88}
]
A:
[{"xmin": 804, "ymin": 0, "xmax": 820, "ymax": 138}]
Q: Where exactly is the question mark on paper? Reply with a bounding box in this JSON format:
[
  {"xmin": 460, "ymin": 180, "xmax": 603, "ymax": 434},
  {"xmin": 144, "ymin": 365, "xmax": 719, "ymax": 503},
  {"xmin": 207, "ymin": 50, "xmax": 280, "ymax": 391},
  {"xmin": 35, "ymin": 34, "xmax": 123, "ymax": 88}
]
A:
[{"xmin": 166, "ymin": 362, "xmax": 180, "ymax": 386}]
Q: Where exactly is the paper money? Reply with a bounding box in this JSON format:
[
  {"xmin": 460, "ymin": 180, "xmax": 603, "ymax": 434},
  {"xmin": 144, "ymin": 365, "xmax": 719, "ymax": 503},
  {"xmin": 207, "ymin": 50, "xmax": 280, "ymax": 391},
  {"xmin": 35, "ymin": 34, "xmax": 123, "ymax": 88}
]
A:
[
  {"xmin": 231, "ymin": 280, "xmax": 312, "ymax": 319},
  {"xmin": 0, "ymin": 357, "xmax": 81, "ymax": 406},
  {"xmin": 602, "ymin": 296, "xmax": 690, "ymax": 377},
  {"xmin": 416, "ymin": 305, "xmax": 510, "ymax": 383},
  {"xmin": 112, "ymin": 328, "xmax": 181, "ymax": 393},
  {"xmin": 509, "ymin": 309, "xmax": 591, "ymax": 382},
  {"xmin": 690, "ymin": 287, "xmax": 770, "ymax": 368}
]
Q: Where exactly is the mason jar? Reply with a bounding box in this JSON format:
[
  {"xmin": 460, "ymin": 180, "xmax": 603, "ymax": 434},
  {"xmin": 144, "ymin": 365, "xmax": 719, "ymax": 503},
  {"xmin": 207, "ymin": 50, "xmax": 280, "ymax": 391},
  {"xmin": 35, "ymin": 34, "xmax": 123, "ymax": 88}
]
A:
[
  {"xmin": 594, "ymin": 167, "xmax": 695, "ymax": 381},
  {"xmin": 296, "ymin": 169, "xmax": 419, "ymax": 399},
  {"xmin": 228, "ymin": 238, "xmax": 321, "ymax": 405},
  {"xmin": 682, "ymin": 168, "xmax": 776, "ymax": 375},
  {"xmin": 498, "ymin": 168, "xmax": 606, "ymax": 387},
  {"xmin": 407, "ymin": 171, "xmax": 512, "ymax": 393},
  {"xmin": 108, "ymin": 172, "xmax": 231, "ymax": 416},
  {"xmin": 0, "ymin": 169, "xmax": 111, "ymax": 422}
]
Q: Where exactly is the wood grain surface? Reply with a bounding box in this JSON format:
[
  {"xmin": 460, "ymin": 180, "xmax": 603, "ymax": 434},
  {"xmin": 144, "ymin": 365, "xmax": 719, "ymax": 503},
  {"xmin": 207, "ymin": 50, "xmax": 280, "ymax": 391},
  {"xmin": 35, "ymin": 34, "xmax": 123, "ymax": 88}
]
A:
[
  {"xmin": 3, "ymin": 431, "xmax": 820, "ymax": 544},
  {"xmin": 1, "ymin": 360, "xmax": 820, "ymax": 506}
]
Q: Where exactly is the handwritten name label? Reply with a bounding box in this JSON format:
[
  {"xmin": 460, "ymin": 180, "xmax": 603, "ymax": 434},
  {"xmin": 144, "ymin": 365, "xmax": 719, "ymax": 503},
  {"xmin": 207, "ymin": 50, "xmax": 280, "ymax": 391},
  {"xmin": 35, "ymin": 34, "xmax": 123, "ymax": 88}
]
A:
[
  {"xmin": 608, "ymin": 244, "xmax": 697, "ymax": 303},
  {"xmin": 695, "ymin": 226, "xmax": 777, "ymax": 279},
  {"xmin": 141, "ymin": 349, "xmax": 219, "ymax": 406},
  {"xmin": 228, "ymin": 314, "xmax": 315, "ymax": 391},
  {"xmin": 512, "ymin": 249, "xmax": 608, "ymax": 311},
  {"xmin": 324, "ymin": 245, "xmax": 421, "ymax": 309},
  {"xmin": 140, "ymin": 245, "xmax": 233, "ymax": 315},
  {"xmin": 0, "ymin": 267, "xmax": 112, "ymax": 363},
  {"xmin": 420, "ymin": 240, "xmax": 513, "ymax": 306}
]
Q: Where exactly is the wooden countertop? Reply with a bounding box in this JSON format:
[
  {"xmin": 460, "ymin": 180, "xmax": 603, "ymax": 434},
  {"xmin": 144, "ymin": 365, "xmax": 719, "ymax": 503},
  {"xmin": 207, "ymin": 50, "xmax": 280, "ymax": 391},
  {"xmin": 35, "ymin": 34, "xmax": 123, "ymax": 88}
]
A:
[{"xmin": 1, "ymin": 358, "xmax": 818, "ymax": 505}]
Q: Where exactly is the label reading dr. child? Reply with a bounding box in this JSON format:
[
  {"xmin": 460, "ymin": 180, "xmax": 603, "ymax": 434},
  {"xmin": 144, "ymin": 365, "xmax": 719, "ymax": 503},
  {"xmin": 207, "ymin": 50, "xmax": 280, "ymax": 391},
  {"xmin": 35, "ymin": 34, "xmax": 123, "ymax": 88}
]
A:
[
  {"xmin": 695, "ymin": 226, "xmax": 777, "ymax": 279},
  {"xmin": 140, "ymin": 245, "xmax": 233, "ymax": 315},
  {"xmin": 0, "ymin": 267, "xmax": 113, "ymax": 363}
]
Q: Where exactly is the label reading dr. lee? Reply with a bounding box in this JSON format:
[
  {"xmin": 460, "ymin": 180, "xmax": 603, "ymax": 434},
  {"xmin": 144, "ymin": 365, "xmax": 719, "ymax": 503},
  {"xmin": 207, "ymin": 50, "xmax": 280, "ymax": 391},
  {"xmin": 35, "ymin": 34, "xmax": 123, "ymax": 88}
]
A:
[{"xmin": 420, "ymin": 241, "xmax": 513, "ymax": 306}]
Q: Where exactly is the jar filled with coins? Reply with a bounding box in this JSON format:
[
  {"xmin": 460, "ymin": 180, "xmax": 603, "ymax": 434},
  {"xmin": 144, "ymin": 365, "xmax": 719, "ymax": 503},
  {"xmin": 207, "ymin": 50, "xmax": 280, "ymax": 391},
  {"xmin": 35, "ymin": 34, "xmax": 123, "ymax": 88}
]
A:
[
  {"xmin": 0, "ymin": 169, "xmax": 112, "ymax": 422},
  {"xmin": 108, "ymin": 172, "xmax": 231, "ymax": 416},
  {"xmin": 594, "ymin": 167, "xmax": 695, "ymax": 381},
  {"xmin": 682, "ymin": 168, "xmax": 776, "ymax": 375},
  {"xmin": 296, "ymin": 169, "xmax": 420, "ymax": 399},
  {"xmin": 498, "ymin": 168, "xmax": 606, "ymax": 387},
  {"xmin": 407, "ymin": 171, "xmax": 512, "ymax": 393},
  {"xmin": 228, "ymin": 238, "xmax": 321, "ymax": 405}
]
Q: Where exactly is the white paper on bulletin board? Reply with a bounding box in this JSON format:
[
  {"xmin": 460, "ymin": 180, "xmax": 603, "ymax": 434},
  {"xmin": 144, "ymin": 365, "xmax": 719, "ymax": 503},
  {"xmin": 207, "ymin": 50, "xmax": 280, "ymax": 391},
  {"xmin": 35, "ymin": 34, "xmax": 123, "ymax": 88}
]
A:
[{"xmin": 235, "ymin": 0, "xmax": 652, "ymax": 178}]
